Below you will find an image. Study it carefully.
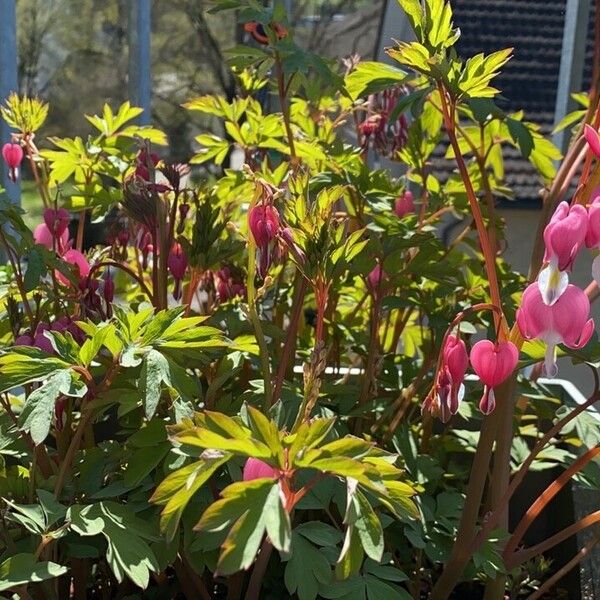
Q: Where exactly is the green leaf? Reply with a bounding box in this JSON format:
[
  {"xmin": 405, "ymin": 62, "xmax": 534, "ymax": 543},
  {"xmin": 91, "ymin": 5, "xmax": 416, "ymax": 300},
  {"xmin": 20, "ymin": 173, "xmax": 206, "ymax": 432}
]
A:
[
  {"xmin": 0, "ymin": 352, "xmax": 70, "ymax": 393},
  {"xmin": 457, "ymin": 49, "xmax": 513, "ymax": 99},
  {"xmin": 348, "ymin": 490, "xmax": 384, "ymax": 562},
  {"xmin": 245, "ymin": 406, "xmax": 284, "ymax": 465},
  {"xmin": 36, "ymin": 489, "xmax": 67, "ymax": 529},
  {"xmin": 507, "ymin": 117, "xmax": 534, "ymax": 159},
  {"xmin": 140, "ymin": 349, "xmax": 171, "ymax": 419},
  {"xmin": 0, "ymin": 553, "xmax": 68, "ymax": 592},
  {"xmin": 20, "ymin": 370, "xmax": 73, "ymax": 445},
  {"xmin": 345, "ymin": 62, "xmax": 409, "ymax": 101},
  {"xmin": 284, "ymin": 533, "xmax": 332, "ymax": 600},
  {"xmin": 424, "ymin": 0, "xmax": 460, "ymax": 50},
  {"xmin": 366, "ymin": 575, "xmax": 411, "ymax": 600},
  {"xmin": 151, "ymin": 452, "xmax": 231, "ymax": 541},
  {"xmin": 553, "ymin": 108, "xmax": 586, "ymax": 134},
  {"xmin": 263, "ymin": 482, "xmax": 292, "ymax": 552},
  {"xmin": 397, "ymin": 0, "xmax": 423, "ymax": 38},
  {"xmin": 68, "ymin": 502, "xmax": 159, "ymax": 589},
  {"xmin": 287, "ymin": 417, "xmax": 336, "ymax": 461},
  {"xmin": 79, "ymin": 324, "xmax": 115, "ymax": 366},
  {"xmin": 336, "ymin": 525, "xmax": 364, "ymax": 580},
  {"xmin": 195, "ymin": 479, "xmax": 290, "ymax": 575},
  {"xmin": 24, "ymin": 246, "xmax": 47, "ymax": 292},
  {"xmin": 4, "ymin": 499, "xmax": 46, "ymax": 534},
  {"xmin": 296, "ymin": 521, "xmax": 343, "ymax": 547}
]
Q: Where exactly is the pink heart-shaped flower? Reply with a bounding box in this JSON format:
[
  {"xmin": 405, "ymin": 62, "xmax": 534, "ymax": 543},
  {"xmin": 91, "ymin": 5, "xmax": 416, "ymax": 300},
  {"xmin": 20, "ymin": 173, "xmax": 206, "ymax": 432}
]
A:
[{"xmin": 470, "ymin": 339, "xmax": 518, "ymax": 388}]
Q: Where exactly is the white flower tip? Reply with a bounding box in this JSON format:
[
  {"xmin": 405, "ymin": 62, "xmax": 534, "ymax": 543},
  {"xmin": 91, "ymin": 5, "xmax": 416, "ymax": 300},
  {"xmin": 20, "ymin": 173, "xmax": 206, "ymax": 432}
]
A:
[{"xmin": 538, "ymin": 264, "xmax": 568, "ymax": 306}]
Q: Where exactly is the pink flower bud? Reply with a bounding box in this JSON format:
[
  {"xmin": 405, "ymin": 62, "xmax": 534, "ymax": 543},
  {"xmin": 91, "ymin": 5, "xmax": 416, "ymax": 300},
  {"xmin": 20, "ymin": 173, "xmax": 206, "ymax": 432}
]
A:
[
  {"xmin": 585, "ymin": 186, "xmax": 600, "ymax": 249},
  {"xmin": 366, "ymin": 264, "xmax": 388, "ymax": 294},
  {"xmin": 249, "ymin": 204, "xmax": 280, "ymax": 278},
  {"xmin": 34, "ymin": 223, "xmax": 69, "ymax": 252},
  {"xmin": 424, "ymin": 334, "xmax": 469, "ymax": 422},
  {"xmin": 103, "ymin": 271, "xmax": 115, "ymax": 304},
  {"xmin": 359, "ymin": 115, "xmax": 383, "ymax": 137},
  {"xmin": 394, "ymin": 190, "xmax": 415, "ymax": 218},
  {"xmin": 243, "ymin": 457, "xmax": 278, "ymax": 481},
  {"xmin": 117, "ymin": 229, "xmax": 130, "ymax": 248},
  {"xmin": 15, "ymin": 333, "xmax": 34, "ymax": 346},
  {"xmin": 43, "ymin": 208, "xmax": 70, "ymax": 238},
  {"xmin": 584, "ymin": 124, "xmax": 600, "ymax": 158},
  {"xmin": 168, "ymin": 243, "xmax": 187, "ymax": 300},
  {"xmin": 135, "ymin": 149, "xmax": 160, "ymax": 181},
  {"xmin": 179, "ymin": 203, "xmax": 190, "ymax": 220},
  {"xmin": 543, "ymin": 201, "xmax": 588, "ymax": 272},
  {"xmin": 470, "ymin": 340, "xmax": 519, "ymax": 415},
  {"xmin": 517, "ymin": 283, "xmax": 594, "ymax": 377},
  {"xmin": 249, "ymin": 204, "xmax": 280, "ymax": 248},
  {"xmin": 444, "ymin": 335, "xmax": 469, "ymax": 388},
  {"xmin": 168, "ymin": 243, "xmax": 188, "ymax": 281},
  {"xmin": 56, "ymin": 249, "xmax": 90, "ymax": 286},
  {"xmin": 2, "ymin": 143, "xmax": 23, "ymax": 182}
]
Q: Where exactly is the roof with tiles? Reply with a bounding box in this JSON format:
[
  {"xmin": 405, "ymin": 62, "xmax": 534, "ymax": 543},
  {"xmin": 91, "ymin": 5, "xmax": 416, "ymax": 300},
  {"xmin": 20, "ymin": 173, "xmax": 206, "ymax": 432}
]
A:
[{"xmin": 435, "ymin": 0, "xmax": 596, "ymax": 205}]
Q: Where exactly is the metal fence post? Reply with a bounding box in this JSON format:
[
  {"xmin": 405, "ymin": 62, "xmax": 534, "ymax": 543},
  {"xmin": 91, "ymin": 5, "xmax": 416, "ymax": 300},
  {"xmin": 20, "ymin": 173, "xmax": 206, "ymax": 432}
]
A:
[
  {"xmin": 553, "ymin": 0, "xmax": 592, "ymax": 153},
  {"xmin": 128, "ymin": 0, "xmax": 152, "ymax": 125},
  {"xmin": 0, "ymin": 0, "xmax": 20, "ymax": 205}
]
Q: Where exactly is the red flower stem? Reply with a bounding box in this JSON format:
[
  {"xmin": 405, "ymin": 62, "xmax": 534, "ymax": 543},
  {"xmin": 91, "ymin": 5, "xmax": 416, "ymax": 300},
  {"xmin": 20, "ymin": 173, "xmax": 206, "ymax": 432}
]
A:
[
  {"xmin": 246, "ymin": 218, "xmax": 273, "ymax": 412},
  {"xmin": 23, "ymin": 136, "xmax": 49, "ymax": 208},
  {"xmin": 75, "ymin": 209, "xmax": 86, "ymax": 253},
  {"xmin": 504, "ymin": 444, "xmax": 600, "ymax": 560},
  {"xmin": 437, "ymin": 84, "xmax": 505, "ymax": 336},
  {"xmin": 245, "ymin": 538, "xmax": 273, "ymax": 600},
  {"xmin": 527, "ymin": 531, "xmax": 600, "ymax": 600},
  {"xmin": 507, "ymin": 509, "xmax": 600, "ymax": 570},
  {"xmin": 431, "ymin": 81, "xmax": 507, "ymax": 598},
  {"xmin": 430, "ymin": 413, "xmax": 499, "ymax": 600},
  {"xmin": 272, "ymin": 276, "xmax": 307, "ymax": 405},
  {"xmin": 156, "ymin": 198, "xmax": 169, "ymax": 310},
  {"xmin": 472, "ymin": 390, "xmax": 600, "ymax": 552}
]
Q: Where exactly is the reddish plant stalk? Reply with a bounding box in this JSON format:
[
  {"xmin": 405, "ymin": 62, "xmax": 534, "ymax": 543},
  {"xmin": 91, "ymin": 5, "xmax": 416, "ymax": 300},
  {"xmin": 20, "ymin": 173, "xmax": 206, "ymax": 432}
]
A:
[
  {"xmin": 508, "ymin": 509, "xmax": 600, "ymax": 569},
  {"xmin": 272, "ymin": 276, "xmax": 308, "ymax": 405},
  {"xmin": 527, "ymin": 531, "xmax": 600, "ymax": 600},
  {"xmin": 504, "ymin": 445, "xmax": 600, "ymax": 559}
]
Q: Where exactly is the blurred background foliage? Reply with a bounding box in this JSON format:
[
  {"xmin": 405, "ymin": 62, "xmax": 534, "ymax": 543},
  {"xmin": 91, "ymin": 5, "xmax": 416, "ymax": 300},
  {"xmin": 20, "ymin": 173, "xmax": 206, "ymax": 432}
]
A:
[{"xmin": 16, "ymin": 0, "xmax": 384, "ymax": 162}]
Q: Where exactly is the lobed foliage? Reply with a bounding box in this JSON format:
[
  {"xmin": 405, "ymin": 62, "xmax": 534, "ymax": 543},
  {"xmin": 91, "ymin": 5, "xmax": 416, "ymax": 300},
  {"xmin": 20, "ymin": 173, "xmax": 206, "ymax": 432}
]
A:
[{"xmin": 0, "ymin": 1, "xmax": 599, "ymax": 599}]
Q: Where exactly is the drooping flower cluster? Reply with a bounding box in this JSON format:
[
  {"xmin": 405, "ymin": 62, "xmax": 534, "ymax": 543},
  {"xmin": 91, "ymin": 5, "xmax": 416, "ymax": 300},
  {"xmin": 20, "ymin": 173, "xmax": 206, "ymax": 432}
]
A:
[
  {"xmin": 516, "ymin": 193, "xmax": 599, "ymax": 375},
  {"xmin": 215, "ymin": 266, "xmax": 246, "ymax": 302},
  {"xmin": 16, "ymin": 317, "xmax": 84, "ymax": 355},
  {"xmin": 424, "ymin": 333, "xmax": 518, "ymax": 421},
  {"xmin": 248, "ymin": 203, "xmax": 280, "ymax": 279},
  {"xmin": 359, "ymin": 86, "xmax": 409, "ymax": 159},
  {"xmin": 33, "ymin": 208, "xmax": 90, "ymax": 285},
  {"xmin": 28, "ymin": 208, "xmax": 116, "ymax": 320}
]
